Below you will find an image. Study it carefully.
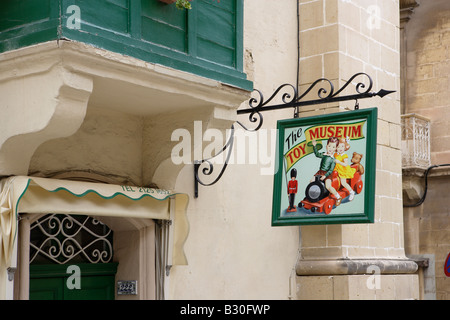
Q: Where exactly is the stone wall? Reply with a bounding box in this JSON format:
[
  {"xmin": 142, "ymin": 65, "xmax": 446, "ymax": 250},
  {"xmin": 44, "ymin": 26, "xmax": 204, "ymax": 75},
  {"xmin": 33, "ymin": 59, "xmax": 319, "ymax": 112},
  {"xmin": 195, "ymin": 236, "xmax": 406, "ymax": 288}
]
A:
[
  {"xmin": 298, "ymin": 0, "xmax": 404, "ymax": 260},
  {"xmin": 296, "ymin": 0, "xmax": 419, "ymax": 299},
  {"xmin": 402, "ymin": 0, "xmax": 450, "ymax": 300}
]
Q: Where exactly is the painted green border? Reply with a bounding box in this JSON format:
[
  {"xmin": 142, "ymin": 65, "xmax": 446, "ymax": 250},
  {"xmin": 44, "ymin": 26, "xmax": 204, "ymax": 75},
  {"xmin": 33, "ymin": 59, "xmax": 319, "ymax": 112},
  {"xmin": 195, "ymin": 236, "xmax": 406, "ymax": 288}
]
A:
[
  {"xmin": 44, "ymin": 185, "xmax": 177, "ymax": 201},
  {"xmin": 271, "ymin": 108, "xmax": 378, "ymax": 226}
]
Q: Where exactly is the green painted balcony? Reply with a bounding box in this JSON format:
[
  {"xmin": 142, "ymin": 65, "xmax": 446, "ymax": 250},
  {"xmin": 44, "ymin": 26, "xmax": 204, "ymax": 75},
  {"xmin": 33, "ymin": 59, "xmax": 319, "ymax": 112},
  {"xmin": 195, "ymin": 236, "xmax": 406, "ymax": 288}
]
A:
[{"xmin": 0, "ymin": 0, "xmax": 252, "ymax": 91}]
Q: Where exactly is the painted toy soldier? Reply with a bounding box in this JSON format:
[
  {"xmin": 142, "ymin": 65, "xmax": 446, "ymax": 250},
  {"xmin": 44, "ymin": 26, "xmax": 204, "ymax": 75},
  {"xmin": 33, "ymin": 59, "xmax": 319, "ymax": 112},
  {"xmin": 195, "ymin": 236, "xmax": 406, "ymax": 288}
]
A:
[{"xmin": 287, "ymin": 168, "xmax": 298, "ymax": 212}]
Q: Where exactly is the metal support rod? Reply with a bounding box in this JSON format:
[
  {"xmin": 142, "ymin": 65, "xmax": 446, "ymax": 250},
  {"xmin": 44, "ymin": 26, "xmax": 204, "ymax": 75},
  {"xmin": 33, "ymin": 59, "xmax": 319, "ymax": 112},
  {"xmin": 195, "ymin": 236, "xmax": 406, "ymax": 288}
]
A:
[
  {"xmin": 237, "ymin": 89, "xmax": 394, "ymax": 115},
  {"xmin": 194, "ymin": 161, "xmax": 200, "ymax": 199}
]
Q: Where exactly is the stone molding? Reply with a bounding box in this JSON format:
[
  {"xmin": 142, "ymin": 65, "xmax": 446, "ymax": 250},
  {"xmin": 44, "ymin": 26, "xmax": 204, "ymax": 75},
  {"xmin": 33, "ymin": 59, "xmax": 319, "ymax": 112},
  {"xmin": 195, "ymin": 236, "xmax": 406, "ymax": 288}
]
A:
[
  {"xmin": 403, "ymin": 166, "xmax": 450, "ymax": 203},
  {"xmin": 296, "ymin": 258, "xmax": 418, "ymax": 276}
]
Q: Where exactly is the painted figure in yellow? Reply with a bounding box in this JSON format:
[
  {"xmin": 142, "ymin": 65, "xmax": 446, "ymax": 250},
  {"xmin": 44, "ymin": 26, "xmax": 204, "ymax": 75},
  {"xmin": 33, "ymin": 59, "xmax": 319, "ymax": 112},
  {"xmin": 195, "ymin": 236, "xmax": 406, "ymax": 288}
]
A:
[{"xmin": 334, "ymin": 137, "xmax": 356, "ymax": 201}]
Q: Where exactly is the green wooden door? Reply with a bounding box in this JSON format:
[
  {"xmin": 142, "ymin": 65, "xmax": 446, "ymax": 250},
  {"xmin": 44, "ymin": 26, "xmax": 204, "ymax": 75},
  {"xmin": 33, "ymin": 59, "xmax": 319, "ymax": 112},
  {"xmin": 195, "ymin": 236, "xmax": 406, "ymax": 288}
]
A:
[{"xmin": 30, "ymin": 263, "xmax": 118, "ymax": 300}]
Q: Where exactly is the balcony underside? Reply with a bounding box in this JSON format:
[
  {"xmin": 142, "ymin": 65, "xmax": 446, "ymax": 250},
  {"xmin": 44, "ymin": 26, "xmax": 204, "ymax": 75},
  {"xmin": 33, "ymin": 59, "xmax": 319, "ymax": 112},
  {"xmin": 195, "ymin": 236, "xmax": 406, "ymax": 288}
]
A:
[{"xmin": 0, "ymin": 41, "xmax": 250, "ymax": 187}]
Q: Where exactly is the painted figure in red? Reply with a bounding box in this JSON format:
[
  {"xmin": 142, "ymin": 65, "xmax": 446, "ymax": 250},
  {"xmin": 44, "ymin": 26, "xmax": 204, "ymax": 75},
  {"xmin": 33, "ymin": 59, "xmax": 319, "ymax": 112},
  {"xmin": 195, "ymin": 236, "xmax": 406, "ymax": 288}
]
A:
[{"xmin": 287, "ymin": 168, "xmax": 298, "ymax": 212}]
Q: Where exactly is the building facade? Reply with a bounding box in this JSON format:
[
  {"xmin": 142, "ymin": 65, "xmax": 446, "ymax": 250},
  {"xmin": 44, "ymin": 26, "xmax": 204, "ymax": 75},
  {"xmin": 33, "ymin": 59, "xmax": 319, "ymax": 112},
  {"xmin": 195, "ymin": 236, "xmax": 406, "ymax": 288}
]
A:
[
  {"xmin": 0, "ymin": 0, "xmax": 424, "ymax": 300},
  {"xmin": 401, "ymin": 0, "xmax": 450, "ymax": 300}
]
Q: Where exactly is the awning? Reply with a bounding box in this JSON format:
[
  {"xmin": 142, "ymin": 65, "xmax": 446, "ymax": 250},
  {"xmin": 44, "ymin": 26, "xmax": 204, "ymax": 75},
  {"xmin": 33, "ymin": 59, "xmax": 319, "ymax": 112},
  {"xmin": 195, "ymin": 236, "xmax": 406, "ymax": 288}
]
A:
[{"xmin": 0, "ymin": 175, "xmax": 189, "ymax": 297}]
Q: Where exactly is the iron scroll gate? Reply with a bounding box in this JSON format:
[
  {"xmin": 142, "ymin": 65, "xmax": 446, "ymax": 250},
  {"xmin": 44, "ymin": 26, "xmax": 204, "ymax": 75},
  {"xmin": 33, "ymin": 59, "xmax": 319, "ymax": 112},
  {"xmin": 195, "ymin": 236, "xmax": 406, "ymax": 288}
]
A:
[{"xmin": 193, "ymin": 72, "xmax": 395, "ymax": 198}]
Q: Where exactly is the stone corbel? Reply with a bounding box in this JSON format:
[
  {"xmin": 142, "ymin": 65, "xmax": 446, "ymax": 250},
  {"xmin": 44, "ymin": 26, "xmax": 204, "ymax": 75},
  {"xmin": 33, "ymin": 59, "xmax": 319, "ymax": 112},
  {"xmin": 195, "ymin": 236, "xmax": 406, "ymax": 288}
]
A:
[
  {"xmin": 400, "ymin": 0, "xmax": 419, "ymax": 25},
  {"xmin": 402, "ymin": 167, "xmax": 426, "ymax": 203},
  {"xmin": 0, "ymin": 58, "xmax": 93, "ymax": 176},
  {"xmin": 147, "ymin": 104, "xmax": 238, "ymax": 191}
]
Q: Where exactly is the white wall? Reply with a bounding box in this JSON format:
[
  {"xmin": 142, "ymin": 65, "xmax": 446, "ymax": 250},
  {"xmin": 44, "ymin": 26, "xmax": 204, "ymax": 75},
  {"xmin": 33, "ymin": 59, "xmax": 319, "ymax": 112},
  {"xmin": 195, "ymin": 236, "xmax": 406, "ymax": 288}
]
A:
[{"xmin": 168, "ymin": 0, "xmax": 301, "ymax": 299}]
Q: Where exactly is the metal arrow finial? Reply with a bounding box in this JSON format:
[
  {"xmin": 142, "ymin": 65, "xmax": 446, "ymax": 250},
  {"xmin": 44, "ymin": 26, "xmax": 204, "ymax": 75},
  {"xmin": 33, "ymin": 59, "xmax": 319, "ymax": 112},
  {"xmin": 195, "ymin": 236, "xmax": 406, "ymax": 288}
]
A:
[{"xmin": 375, "ymin": 89, "xmax": 396, "ymax": 98}]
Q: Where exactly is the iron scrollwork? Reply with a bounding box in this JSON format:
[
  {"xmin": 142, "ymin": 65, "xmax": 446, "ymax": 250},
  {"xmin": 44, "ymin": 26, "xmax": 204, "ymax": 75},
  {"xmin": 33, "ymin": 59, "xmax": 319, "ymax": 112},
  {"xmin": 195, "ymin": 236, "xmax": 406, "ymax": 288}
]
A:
[
  {"xmin": 30, "ymin": 213, "xmax": 113, "ymax": 264},
  {"xmin": 194, "ymin": 124, "xmax": 236, "ymax": 198},
  {"xmin": 237, "ymin": 72, "xmax": 394, "ymax": 118},
  {"xmin": 194, "ymin": 73, "xmax": 395, "ymax": 198}
]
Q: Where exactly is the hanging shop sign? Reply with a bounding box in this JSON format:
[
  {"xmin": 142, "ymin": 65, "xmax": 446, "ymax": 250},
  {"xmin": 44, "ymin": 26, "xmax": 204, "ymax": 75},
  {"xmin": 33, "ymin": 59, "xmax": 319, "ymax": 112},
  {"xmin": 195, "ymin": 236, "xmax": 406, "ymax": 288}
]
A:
[
  {"xmin": 271, "ymin": 107, "xmax": 377, "ymax": 226},
  {"xmin": 194, "ymin": 73, "xmax": 393, "ymax": 198}
]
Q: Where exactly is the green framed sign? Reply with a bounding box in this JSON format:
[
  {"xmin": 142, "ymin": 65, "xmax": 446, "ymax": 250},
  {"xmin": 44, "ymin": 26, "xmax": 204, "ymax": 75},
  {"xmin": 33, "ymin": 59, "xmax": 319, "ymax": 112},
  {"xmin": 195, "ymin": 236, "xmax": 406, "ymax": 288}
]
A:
[{"xmin": 272, "ymin": 108, "xmax": 377, "ymax": 226}]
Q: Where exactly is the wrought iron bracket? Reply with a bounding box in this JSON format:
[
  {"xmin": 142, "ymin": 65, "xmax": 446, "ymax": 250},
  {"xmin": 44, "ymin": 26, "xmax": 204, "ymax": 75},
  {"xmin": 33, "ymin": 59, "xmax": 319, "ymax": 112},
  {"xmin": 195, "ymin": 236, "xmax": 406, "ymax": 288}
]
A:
[{"xmin": 193, "ymin": 72, "xmax": 395, "ymax": 198}]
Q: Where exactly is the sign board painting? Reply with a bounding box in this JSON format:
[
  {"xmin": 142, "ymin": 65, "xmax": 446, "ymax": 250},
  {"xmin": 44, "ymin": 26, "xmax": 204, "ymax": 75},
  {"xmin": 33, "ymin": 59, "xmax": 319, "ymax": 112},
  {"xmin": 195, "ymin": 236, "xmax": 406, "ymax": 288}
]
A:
[{"xmin": 272, "ymin": 108, "xmax": 377, "ymax": 226}]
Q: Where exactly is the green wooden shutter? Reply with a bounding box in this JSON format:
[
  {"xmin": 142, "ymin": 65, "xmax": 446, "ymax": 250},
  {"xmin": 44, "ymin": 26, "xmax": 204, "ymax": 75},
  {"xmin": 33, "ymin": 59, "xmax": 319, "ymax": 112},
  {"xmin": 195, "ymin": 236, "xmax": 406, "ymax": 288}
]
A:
[
  {"xmin": 196, "ymin": 0, "xmax": 237, "ymax": 68},
  {"xmin": 141, "ymin": 0, "xmax": 188, "ymax": 53}
]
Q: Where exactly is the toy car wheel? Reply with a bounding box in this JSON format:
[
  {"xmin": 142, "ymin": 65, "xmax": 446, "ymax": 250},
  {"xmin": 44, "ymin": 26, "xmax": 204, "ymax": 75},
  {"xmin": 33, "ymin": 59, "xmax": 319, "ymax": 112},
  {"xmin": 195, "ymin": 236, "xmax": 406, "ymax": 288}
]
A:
[
  {"xmin": 323, "ymin": 199, "xmax": 334, "ymax": 215},
  {"xmin": 355, "ymin": 180, "xmax": 363, "ymax": 194},
  {"xmin": 311, "ymin": 206, "xmax": 316, "ymax": 213},
  {"xmin": 298, "ymin": 202, "xmax": 303, "ymax": 208}
]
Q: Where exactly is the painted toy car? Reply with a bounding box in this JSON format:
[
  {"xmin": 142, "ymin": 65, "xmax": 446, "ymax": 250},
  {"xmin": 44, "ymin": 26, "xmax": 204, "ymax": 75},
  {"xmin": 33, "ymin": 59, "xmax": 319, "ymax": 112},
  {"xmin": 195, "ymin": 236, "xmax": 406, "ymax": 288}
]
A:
[{"xmin": 299, "ymin": 164, "xmax": 363, "ymax": 215}]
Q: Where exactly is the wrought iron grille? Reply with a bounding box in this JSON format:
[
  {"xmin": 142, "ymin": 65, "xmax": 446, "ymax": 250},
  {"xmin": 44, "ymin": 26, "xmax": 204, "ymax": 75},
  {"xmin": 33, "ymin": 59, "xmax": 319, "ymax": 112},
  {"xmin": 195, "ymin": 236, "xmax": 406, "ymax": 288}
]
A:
[
  {"xmin": 401, "ymin": 113, "xmax": 431, "ymax": 168},
  {"xmin": 30, "ymin": 214, "xmax": 113, "ymax": 265}
]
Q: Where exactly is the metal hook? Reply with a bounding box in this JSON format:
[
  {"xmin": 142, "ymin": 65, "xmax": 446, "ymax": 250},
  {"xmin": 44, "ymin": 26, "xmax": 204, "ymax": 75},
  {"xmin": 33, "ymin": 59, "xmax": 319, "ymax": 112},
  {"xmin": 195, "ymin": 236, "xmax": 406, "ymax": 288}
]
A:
[{"xmin": 354, "ymin": 99, "xmax": 360, "ymax": 110}]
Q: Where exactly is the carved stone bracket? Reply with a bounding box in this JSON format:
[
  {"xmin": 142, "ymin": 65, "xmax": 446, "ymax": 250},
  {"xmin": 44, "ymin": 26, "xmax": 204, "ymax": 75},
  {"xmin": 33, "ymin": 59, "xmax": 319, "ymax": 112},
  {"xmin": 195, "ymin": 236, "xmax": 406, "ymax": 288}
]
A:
[
  {"xmin": 0, "ymin": 52, "xmax": 93, "ymax": 175},
  {"xmin": 400, "ymin": 0, "xmax": 419, "ymax": 25}
]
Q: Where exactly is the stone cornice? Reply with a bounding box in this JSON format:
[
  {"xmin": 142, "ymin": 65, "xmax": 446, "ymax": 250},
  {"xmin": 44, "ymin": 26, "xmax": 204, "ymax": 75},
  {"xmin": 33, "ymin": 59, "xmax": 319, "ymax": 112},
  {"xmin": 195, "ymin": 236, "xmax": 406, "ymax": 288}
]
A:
[
  {"xmin": 403, "ymin": 166, "xmax": 450, "ymax": 178},
  {"xmin": 296, "ymin": 258, "xmax": 418, "ymax": 276},
  {"xmin": 0, "ymin": 40, "xmax": 250, "ymax": 117}
]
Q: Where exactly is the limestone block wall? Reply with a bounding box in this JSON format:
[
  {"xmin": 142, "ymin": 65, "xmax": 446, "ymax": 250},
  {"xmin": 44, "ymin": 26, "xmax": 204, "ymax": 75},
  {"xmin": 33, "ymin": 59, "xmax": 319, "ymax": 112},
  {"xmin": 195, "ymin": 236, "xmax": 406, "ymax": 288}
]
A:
[
  {"xmin": 405, "ymin": 175, "xmax": 450, "ymax": 299},
  {"xmin": 298, "ymin": 0, "xmax": 405, "ymax": 261},
  {"xmin": 295, "ymin": 0, "xmax": 420, "ymax": 299},
  {"xmin": 403, "ymin": 0, "xmax": 450, "ymax": 164},
  {"xmin": 402, "ymin": 0, "xmax": 450, "ymax": 300}
]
